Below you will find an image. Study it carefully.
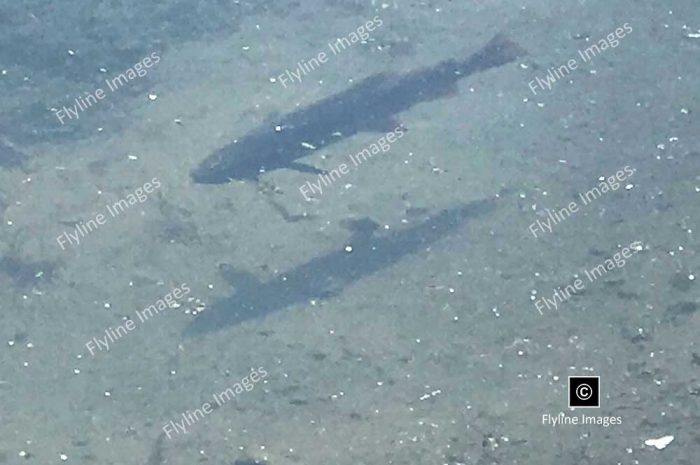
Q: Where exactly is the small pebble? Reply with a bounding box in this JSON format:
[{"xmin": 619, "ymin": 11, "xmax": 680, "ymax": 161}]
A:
[{"xmin": 644, "ymin": 435, "xmax": 674, "ymax": 450}]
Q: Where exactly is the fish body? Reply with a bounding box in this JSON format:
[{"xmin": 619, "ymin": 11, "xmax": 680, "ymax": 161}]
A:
[
  {"xmin": 191, "ymin": 34, "xmax": 525, "ymax": 183},
  {"xmin": 183, "ymin": 196, "xmax": 498, "ymax": 337}
]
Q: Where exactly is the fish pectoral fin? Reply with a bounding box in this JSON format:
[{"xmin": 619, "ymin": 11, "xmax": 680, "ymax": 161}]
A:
[
  {"xmin": 435, "ymin": 82, "xmax": 460, "ymax": 98},
  {"xmin": 341, "ymin": 217, "xmax": 380, "ymax": 237},
  {"xmin": 317, "ymin": 290, "xmax": 339, "ymax": 300},
  {"xmin": 288, "ymin": 162, "xmax": 326, "ymax": 175},
  {"xmin": 218, "ymin": 264, "xmax": 261, "ymax": 289}
]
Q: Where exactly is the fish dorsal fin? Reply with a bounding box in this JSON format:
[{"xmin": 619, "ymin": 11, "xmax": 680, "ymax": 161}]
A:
[{"xmin": 218, "ymin": 264, "xmax": 260, "ymax": 289}]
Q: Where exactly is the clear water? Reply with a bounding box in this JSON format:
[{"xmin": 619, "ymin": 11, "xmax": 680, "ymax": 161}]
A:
[{"xmin": 0, "ymin": 0, "xmax": 698, "ymax": 463}]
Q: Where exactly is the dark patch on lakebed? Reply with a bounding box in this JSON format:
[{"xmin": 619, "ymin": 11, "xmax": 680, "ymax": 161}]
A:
[
  {"xmin": 669, "ymin": 272, "xmax": 695, "ymax": 292},
  {"xmin": 234, "ymin": 460, "xmax": 269, "ymax": 465},
  {"xmin": 0, "ymin": 137, "xmax": 27, "ymax": 170},
  {"xmin": 0, "ymin": 255, "xmax": 57, "ymax": 289},
  {"xmin": 0, "ymin": 0, "xmax": 285, "ymax": 143},
  {"xmin": 665, "ymin": 301, "xmax": 698, "ymax": 322}
]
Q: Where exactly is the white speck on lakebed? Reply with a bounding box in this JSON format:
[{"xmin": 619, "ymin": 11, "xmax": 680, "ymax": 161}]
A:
[{"xmin": 644, "ymin": 435, "xmax": 674, "ymax": 450}]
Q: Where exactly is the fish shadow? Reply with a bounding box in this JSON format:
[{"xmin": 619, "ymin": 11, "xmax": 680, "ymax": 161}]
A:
[{"xmin": 184, "ymin": 195, "xmax": 499, "ymax": 338}]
